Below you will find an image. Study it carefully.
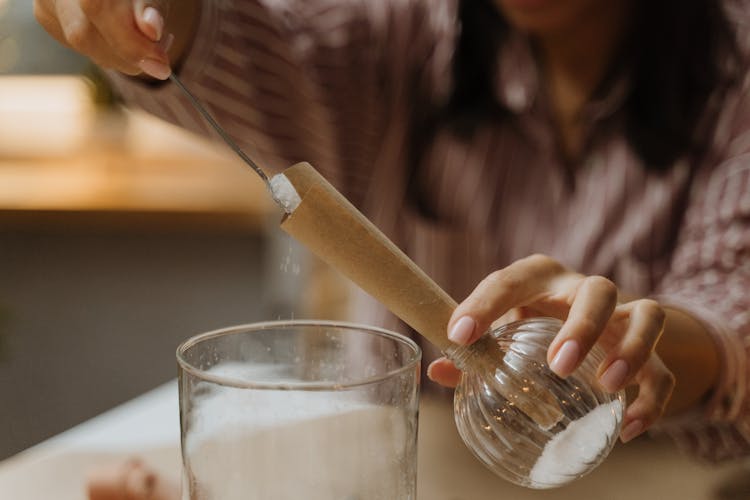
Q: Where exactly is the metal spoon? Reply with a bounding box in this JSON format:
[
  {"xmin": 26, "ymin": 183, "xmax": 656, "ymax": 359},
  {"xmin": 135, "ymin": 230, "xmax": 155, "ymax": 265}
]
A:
[{"xmin": 169, "ymin": 73, "xmax": 272, "ymax": 190}]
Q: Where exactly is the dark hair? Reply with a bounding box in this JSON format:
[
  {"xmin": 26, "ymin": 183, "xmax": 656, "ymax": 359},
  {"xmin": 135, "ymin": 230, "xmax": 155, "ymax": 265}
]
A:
[{"xmin": 440, "ymin": 0, "xmax": 741, "ymax": 170}]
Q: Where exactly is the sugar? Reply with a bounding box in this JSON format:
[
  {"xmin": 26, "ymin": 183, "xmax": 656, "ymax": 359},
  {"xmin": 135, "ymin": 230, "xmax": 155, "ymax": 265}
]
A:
[
  {"xmin": 183, "ymin": 363, "xmax": 415, "ymax": 499},
  {"xmin": 187, "ymin": 404, "xmax": 411, "ymax": 499},
  {"xmin": 528, "ymin": 399, "xmax": 622, "ymax": 488},
  {"xmin": 270, "ymin": 173, "xmax": 301, "ymax": 213}
]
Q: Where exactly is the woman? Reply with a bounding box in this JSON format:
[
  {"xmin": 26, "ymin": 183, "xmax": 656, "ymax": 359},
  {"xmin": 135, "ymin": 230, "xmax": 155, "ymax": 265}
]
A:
[{"xmin": 34, "ymin": 0, "xmax": 750, "ymax": 495}]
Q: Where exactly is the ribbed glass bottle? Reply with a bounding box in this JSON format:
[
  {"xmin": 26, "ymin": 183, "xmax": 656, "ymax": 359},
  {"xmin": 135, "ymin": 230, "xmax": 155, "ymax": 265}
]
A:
[{"xmin": 447, "ymin": 317, "xmax": 625, "ymax": 489}]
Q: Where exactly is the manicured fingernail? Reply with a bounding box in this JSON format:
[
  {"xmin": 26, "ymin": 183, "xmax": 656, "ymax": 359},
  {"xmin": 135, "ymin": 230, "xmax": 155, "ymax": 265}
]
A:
[
  {"xmin": 549, "ymin": 340, "xmax": 580, "ymax": 376},
  {"xmin": 448, "ymin": 316, "xmax": 476, "ymax": 345},
  {"xmin": 599, "ymin": 359, "xmax": 629, "ymax": 392},
  {"xmin": 142, "ymin": 6, "xmax": 164, "ymax": 41},
  {"xmin": 620, "ymin": 419, "xmax": 644, "ymax": 443},
  {"xmin": 139, "ymin": 58, "xmax": 171, "ymax": 80}
]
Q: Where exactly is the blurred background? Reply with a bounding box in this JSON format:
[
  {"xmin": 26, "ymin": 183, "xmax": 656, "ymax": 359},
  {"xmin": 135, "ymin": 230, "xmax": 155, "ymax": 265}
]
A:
[
  {"xmin": 0, "ymin": 0, "xmax": 345, "ymax": 460},
  {"xmin": 2, "ymin": 4, "xmax": 750, "ymax": 500}
]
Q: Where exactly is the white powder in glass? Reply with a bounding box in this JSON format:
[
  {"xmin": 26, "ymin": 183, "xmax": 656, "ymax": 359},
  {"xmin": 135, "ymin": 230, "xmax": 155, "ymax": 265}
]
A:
[
  {"xmin": 270, "ymin": 173, "xmax": 301, "ymax": 213},
  {"xmin": 529, "ymin": 399, "xmax": 622, "ymax": 488},
  {"xmin": 184, "ymin": 363, "xmax": 415, "ymax": 499}
]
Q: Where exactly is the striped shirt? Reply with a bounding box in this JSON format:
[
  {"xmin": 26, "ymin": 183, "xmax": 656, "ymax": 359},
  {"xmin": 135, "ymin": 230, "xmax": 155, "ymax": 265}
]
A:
[{"xmin": 111, "ymin": 0, "xmax": 750, "ymax": 462}]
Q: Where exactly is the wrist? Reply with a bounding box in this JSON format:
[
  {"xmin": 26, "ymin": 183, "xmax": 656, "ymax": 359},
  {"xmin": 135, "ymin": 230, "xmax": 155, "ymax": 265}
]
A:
[{"xmin": 657, "ymin": 306, "xmax": 720, "ymax": 417}]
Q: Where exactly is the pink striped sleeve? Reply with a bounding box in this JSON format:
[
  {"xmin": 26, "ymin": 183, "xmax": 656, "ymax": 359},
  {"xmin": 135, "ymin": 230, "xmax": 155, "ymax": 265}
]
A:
[
  {"xmin": 652, "ymin": 76, "xmax": 750, "ymax": 462},
  {"xmin": 107, "ymin": 0, "xmax": 377, "ymax": 192},
  {"xmin": 107, "ymin": 0, "xmax": 449, "ymax": 207}
]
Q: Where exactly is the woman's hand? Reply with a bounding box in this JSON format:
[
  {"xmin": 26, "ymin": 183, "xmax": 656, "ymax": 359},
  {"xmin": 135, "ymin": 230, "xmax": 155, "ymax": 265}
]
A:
[
  {"xmin": 427, "ymin": 254, "xmax": 675, "ymax": 443},
  {"xmin": 33, "ymin": 0, "xmax": 198, "ymax": 80}
]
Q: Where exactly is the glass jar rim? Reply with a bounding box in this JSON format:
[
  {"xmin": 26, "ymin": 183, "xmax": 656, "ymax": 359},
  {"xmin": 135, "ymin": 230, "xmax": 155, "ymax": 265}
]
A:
[
  {"xmin": 490, "ymin": 317, "xmax": 563, "ymax": 335},
  {"xmin": 176, "ymin": 319, "xmax": 422, "ymax": 391}
]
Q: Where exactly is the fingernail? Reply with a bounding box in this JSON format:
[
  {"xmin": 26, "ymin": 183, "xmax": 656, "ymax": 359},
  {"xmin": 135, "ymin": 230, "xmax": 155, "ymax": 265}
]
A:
[
  {"xmin": 448, "ymin": 316, "xmax": 476, "ymax": 345},
  {"xmin": 142, "ymin": 6, "xmax": 164, "ymax": 41},
  {"xmin": 426, "ymin": 360, "xmax": 443, "ymax": 382},
  {"xmin": 599, "ymin": 359, "xmax": 629, "ymax": 392},
  {"xmin": 139, "ymin": 58, "xmax": 171, "ymax": 80},
  {"xmin": 620, "ymin": 419, "xmax": 644, "ymax": 443},
  {"xmin": 549, "ymin": 340, "xmax": 580, "ymax": 376},
  {"xmin": 426, "ymin": 362, "xmax": 436, "ymax": 380}
]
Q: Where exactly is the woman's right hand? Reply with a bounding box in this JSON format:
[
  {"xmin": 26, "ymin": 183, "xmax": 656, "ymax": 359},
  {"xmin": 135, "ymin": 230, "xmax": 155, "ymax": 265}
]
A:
[{"xmin": 33, "ymin": 0, "xmax": 188, "ymax": 80}]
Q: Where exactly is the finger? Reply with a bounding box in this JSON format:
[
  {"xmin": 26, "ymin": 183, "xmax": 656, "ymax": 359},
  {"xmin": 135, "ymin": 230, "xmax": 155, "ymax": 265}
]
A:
[
  {"xmin": 59, "ymin": 2, "xmax": 167, "ymax": 77},
  {"xmin": 79, "ymin": 0, "xmax": 169, "ymax": 65},
  {"xmin": 547, "ymin": 275, "xmax": 618, "ymax": 377},
  {"xmin": 426, "ymin": 358, "xmax": 462, "ymax": 388},
  {"xmin": 620, "ymin": 355, "xmax": 675, "ymax": 443},
  {"xmin": 448, "ymin": 254, "xmax": 567, "ymax": 345},
  {"xmin": 54, "ymin": 4, "xmax": 142, "ymax": 74},
  {"xmin": 36, "ymin": 1, "xmax": 139, "ymax": 74},
  {"xmin": 34, "ymin": 1, "xmax": 71, "ymax": 47},
  {"xmin": 134, "ymin": 0, "xmax": 171, "ymax": 41},
  {"xmin": 597, "ymin": 299, "xmax": 665, "ymax": 393}
]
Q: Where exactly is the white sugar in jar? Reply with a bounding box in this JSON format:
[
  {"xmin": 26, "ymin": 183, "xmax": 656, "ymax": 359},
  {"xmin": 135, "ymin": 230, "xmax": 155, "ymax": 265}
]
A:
[{"xmin": 452, "ymin": 318, "xmax": 625, "ymax": 489}]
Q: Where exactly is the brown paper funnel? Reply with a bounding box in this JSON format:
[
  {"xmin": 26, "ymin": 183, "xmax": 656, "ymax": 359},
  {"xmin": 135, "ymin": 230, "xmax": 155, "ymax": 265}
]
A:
[
  {"xmin": 279, "ymin": 162, "xmax": 562, "ymax": 428},
  {"xmin": 280, "ymin": 162, "xmax": 456, "ymax": 351}
]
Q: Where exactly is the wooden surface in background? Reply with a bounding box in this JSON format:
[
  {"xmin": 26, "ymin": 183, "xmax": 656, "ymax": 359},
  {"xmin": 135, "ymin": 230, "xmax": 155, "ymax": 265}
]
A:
[{"xmin": 0, "ymin": 76, "xmax": 274, "ymax": 228}]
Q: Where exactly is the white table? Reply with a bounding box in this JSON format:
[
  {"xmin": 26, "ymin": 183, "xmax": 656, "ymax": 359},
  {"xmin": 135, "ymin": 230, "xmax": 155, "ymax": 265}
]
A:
[
  {"xmin": 1, "ymin": 382, "xmax": 747, "ymax": 500},
  {"xmin": 0, "ymin": 382, "xmax": 182, "ymax": 500}
]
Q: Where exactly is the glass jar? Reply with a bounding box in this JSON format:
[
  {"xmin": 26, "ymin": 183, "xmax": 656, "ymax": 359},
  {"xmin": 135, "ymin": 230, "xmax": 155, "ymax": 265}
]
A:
[
  {"xmin": 177, "ymin": 320, "xmax": 421, "ymax": 500},
  {"xmin": 448, "ymin": 317, "xmax": 625, "ymax": 489}
]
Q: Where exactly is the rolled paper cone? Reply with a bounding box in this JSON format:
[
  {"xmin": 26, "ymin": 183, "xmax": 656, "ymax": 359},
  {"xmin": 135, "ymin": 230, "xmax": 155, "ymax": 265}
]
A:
[
  {"xmin": 280, "ymin": 162, "xmax": 456, "ymax": 352},
  {"xmin": 280, "ymin": 162, "xmax": 562, "ymax": 428}
]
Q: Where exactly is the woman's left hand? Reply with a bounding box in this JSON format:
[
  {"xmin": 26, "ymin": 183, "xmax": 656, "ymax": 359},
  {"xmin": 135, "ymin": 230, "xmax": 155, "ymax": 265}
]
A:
[{"xmin": 427, "ymin": 254, "xmax": 675, "ymax": 443}]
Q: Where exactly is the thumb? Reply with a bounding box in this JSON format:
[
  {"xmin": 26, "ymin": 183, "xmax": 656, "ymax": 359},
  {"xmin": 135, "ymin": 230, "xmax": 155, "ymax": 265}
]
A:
[
  {"xmin": 134, "ymin": 1, "xmax": 170, "ymax": 42},
  {"xmin": 426, "ymin": 357, "xmax": 462, "ymax": 388}
]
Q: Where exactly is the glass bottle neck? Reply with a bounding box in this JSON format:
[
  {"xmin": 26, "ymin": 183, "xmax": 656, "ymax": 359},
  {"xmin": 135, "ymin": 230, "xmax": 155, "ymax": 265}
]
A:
[{"xmin": 444, "ymin": 334, "xmax": 501, "ymax": 372}]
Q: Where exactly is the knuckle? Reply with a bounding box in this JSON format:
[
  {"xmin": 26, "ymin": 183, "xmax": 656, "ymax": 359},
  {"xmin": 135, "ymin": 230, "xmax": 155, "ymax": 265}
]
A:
[
  {"xmin": 79, "ymin": 0, "xmax": 104, "ymax": 16},
  {"xmin": 588, "ymin": 275, "xmax": 618, "ymax": 298},
  {"xmin": 64, "ymin": 19, "xmax": 94, "ymax": 48},
  {"xmin": 526, "ymin": 253, "xmax": 563, "ymax": 273},
  {"xmin": 485, "ymin": 269, "xmax": 520, "ymax": 293},
  {"xmin": 571, "ymin": 316, "xmax": 600, "ymax": 341},
  {"xmin": 526, "ymin": 253, "xmax": 551, "ymax": 265},
  {"xmin": 485, "ymin": 269, "xmax": 504, "ymax": 283},
  {"xmin": 637, "ymin": 299, "xmax": 666, "ymax": 328}
]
